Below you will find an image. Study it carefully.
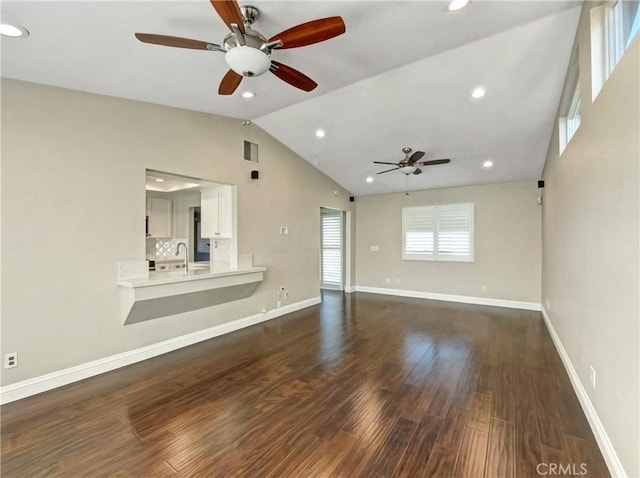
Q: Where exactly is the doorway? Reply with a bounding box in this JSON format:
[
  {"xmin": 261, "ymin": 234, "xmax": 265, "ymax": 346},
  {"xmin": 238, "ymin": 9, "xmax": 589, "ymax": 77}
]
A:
[
  {"xmin": 320, "ymin": 207, "xmax": 346, "ymax": 290},
  {"xmin": 191, "ymin": 207, "xmax": 210, "ymax": 262}
]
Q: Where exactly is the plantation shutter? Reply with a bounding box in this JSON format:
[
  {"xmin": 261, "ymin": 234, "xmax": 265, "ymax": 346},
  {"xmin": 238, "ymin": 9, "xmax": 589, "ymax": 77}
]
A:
[
  {"xmin": 437, "ymin": 203, "xmax": 473, "ymax": 258},
  {"xmin": 321, "ymin": 210, "xmax": 343, "ymax": 288},
  {"xmin": 403, "ymin": 203, "xmax": 474, "ymax": 262},
  {"xmin": 403, "ymin": 206, "xmax": 435, "ymax": 255}
]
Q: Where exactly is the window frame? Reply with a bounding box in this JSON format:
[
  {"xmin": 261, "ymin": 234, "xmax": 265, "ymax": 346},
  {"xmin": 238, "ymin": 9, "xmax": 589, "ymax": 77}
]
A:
[
  {"xmin": 566, "ymin": 80, "xmax": 582, "ymax": 141},
  {"xmin": 402, "ymin": 202, "xmax": 474, "ymax": 263},
  {"xmin": 591, "ymin": 0, "xmax": 640, "ymax": 100}
]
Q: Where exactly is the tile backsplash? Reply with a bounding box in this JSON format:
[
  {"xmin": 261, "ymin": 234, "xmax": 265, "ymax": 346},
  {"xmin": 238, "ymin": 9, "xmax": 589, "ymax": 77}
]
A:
[
  {"xmin": 146, "ymin": 238, "xmax": 188, "ymax": 260},
  {"xmin": 146, "ymin": 237, "xmax": 231, "ymax": 263}
]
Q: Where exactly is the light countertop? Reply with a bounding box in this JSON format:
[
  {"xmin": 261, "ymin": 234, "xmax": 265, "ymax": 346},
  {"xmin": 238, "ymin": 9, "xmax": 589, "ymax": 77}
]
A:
[{"xmin": 118, "ymin": 266, "xmax": 266, "ymax": 288}]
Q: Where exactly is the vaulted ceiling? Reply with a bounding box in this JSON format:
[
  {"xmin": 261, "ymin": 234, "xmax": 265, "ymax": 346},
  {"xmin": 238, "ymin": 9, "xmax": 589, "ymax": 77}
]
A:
[{"xmin": 1, "ymin": 1, "xmax": 581, "ymax": 195}]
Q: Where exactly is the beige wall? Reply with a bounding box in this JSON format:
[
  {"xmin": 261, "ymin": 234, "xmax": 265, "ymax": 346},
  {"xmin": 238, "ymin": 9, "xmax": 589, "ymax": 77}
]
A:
[
  {"xmin": 355, "ymin": 181, "xmax": 541, "ymax": 303},
  {"xmin": 1, "ymin": 79, "xmax": 354, "ymax": 385},
  {"xmin": 542, "ymin": 5, "xmax": 639, "ymax": 476}
]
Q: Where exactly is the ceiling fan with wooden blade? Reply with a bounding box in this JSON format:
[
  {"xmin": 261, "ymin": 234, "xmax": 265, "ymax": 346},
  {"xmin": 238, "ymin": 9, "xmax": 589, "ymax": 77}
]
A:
[
  {"xmin": 134, "ymin": 0, "xmax": 346, "ymax": 95},
  {"xmin": 374, "ymin": 147, "xmax": 451, "ymax": 175}
]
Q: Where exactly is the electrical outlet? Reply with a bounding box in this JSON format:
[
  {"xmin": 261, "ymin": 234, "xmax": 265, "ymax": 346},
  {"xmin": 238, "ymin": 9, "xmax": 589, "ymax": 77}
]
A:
[
  {"xmin": 276, "ymin": 300, "xmax": 281, "ymax": 309},
  {"xmin": 4, "ymin": 352, "xmax": 18, "ymax": 369},
  {"xmin": 481, "ymin": 284, "xmax": 487, "ymax": 292},
  {"xmin": 385, "ymin": 277, "xmax": 391, "ymax": 284},
  {"xmin": 284, "ymin": 290, "xmax": 289, "ymax": 299},
  {"xmin": 394, "ymin": 278, "xmax": 400, "ymax": 284},
  {"xmin": 589, "ymin": 366, "xmax": 596, "ymax": 388}
]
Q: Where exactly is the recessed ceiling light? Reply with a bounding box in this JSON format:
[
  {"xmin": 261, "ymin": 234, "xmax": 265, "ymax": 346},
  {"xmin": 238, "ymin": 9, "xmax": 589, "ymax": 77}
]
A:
[
  {"xmin": 0, "ymin": 23, "xmax": 29, "ymax": 38},
  {"xmin": 241, "ymin": 91, "xmax": 255, "ymax": 99},
  {"xmin": 315, "ymin": 129, "xmax": 325, "ymax": 138},
  {"xmin": 472, "ymin": 87, "xmax": 486, "ymax": 99},
  {"xmin": 482, "ymin": 160, "xmax": 494, "ymax": 168},
  {"xmin": 448, "ymin": 0, "xmax": 469, "ymax": 11},
  {"xmin": 155, "ymin": 178, "xmax": 165, "ymax": 182},
  {"xmin": 366, "ymin": 176, "xmax": 374, "ymax": 183}
]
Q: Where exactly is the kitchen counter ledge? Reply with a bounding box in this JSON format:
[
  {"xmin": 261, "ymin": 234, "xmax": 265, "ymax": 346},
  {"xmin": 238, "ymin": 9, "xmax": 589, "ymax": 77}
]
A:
[
  {"xmin": 118, "ymin": 266, "xmax": 266, "ymax": 288},
  {"xmin": 118, "ymin": 265, "xmax": 265, "ymax": 324}
]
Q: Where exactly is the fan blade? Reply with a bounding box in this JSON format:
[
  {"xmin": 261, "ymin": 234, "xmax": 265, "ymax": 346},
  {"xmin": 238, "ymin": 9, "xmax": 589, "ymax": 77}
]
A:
[
  {"xmin": 377, "ymin": 167, "xmax": 400, "ymax": 174},
  {"xmin": 210, "ymin": 0, "xmax": 245, "ymax": 34},
  {"xmin": 135, "ymin": 33, "xmax": 223, "ymax": 51},
  {"xmin": 268, "ymin": 17, "xmax": 346, "ymax": 49},
  {"xmin": 413, "ymin": 168, "xmax": 423, "ymax": 175},
  {"xmin": 218, "ymin": 69, "xmax": 242, "ymax": 95},
  {"xmin": 408, "ymin": 151, "xmax": 426, "ymax": 164},
  {"xmin": 373, "ymin": 161, "xmax": 400, "ymax": 165},
  {"xmin": 419, "ymin": 159, "xmax": 451, "ymax": 166},
  {"xmin": 270, "ymin": 61, "xmax": 317, "ymax": 92}
]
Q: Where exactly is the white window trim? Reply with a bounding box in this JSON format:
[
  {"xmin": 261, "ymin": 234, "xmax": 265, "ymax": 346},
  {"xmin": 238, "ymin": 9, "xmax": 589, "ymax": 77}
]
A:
[
  {"xmin": 402, "ymin": 203, "xmax": 474, "ymax": 263},
  {"xmin": 590, "ymin": 4, "xmax": 607, "ymax": 100},
  {"xmin": 591, "ymin": 1, "xmax": 640, "ymax": 100},
  {"xmin": 559, "ymin": 79, "xmax": 581, "ymax": 155},
  {"xmin": 566, "ymin": 81, "xmax": 582, "ymax": 140}
]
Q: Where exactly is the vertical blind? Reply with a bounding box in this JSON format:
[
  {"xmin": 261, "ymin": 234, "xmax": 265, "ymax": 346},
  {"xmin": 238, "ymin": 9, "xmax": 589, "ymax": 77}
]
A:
[
  {"xmin": 402, "ymin": 203, "xmax": 474, "ymax": 262},
  {"xmin": 321, "ymin": 210, "xmax": 343, "ymax": 288}
]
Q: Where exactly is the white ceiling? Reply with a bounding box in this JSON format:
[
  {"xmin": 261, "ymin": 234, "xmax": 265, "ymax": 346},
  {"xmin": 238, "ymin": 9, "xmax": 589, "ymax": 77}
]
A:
[{"xmin": 1, "ymin": 1, "xmax": 581, "ymax": 195}]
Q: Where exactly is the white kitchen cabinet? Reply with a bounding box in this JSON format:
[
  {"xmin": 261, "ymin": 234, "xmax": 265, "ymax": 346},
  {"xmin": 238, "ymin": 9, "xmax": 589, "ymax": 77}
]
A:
[
  {"xmin": 201, "ymin": 186, "xmax": 232, "ymax": 238},
  {"xmin": 146, "ymin": 197, "xmax": 172, "ymax": 238}
]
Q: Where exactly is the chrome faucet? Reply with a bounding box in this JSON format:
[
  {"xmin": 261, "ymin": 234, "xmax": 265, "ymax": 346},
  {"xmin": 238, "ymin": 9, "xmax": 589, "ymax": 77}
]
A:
[{"xmin": 175, "ymin": 242, "xmax": 189, "ymax": 273}]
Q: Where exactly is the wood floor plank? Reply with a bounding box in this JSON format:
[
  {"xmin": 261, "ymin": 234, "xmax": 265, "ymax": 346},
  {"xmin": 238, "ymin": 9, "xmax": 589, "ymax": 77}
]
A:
[
  {"xmin": 394, "ymin": 414, "xmax": 443, "ymax": 477},
  {"xmin": 0, "ymin": 292, "xmax": 609, "ymax": 478},
  {"xmin": 359, "ymin": 417, "xmax": 417, "ymax": 477},
  {"xmin": 468, "ymin": 392, "xmax": 493, "ymax": 432},
  {"xmin": 485, "ymin": 418, "xmax": 515, "ymax": 478},
  {"xmin": 453, "ymin": 426, "xmax": 489, "ymax": 478},
  {"xmin": 540, "ymin": 445, "xmax": 573, "ymax": 478},
  {"xmin": 563, "ymin": 434, "xmax": 611, "ymax": 478},
  {"xmin": 423, "ymin": 444, "xmax": 458, "ymax": 478},
  {"xmin": 437, "ymin": 406, "xmax": 470, "ymax": 450},
  {"xmin": 514, "ymin": 369, "xmax": 543, "ymax": 478}
]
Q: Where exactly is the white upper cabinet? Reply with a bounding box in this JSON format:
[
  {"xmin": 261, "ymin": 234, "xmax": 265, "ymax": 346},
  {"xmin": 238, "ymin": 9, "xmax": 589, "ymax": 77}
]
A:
[
  {"xmin": 146, "ymin": 197, "xmax": 172, "ymax": 238},
  {"xmin": 201, "ymin": 186, "xmax": 233, "ymax": 238}
]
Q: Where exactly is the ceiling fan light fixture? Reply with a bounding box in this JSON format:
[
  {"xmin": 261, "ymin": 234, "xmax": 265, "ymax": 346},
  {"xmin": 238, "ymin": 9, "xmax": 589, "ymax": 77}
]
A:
[
  {"xmin": 225, "ymin": 46, "xmax": 271, "ymax": 77},
  {"xmin": 241, "ymin": 91, "xmax": 256, "ymax": 99},
  {"xmin": 399, "ymin": 166, "xmax": 418, "ymax": 175},
  {"xmin": 448, "ymin": 0, "xmax": 469, "ymax": 11}
]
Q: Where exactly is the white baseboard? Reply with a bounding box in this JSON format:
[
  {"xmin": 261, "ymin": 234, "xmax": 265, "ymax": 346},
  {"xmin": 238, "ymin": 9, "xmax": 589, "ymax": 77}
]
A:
[
  {"xmin": 541, "ymin": 307, "xmax": 627, "ymax": 478},
  {"xmin": 354, "ymin": 285, "xmax": 541, "ymax": 311},
  {"xmin": 0, "ymin": 296, "xmax": 321, "ymax": 405}
]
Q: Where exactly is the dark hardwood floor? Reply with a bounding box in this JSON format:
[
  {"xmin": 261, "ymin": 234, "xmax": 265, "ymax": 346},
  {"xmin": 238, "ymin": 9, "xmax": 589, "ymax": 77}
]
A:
[{"xmin": 1, "ymin": 292, "xmax": 610, "ymax": 477}]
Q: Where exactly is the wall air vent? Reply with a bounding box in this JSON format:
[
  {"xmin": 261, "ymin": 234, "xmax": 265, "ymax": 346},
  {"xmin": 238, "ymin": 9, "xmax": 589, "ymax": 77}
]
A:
[{"xmin": 244, "ymin": 140, "xmax": 259, "ymax": 163}]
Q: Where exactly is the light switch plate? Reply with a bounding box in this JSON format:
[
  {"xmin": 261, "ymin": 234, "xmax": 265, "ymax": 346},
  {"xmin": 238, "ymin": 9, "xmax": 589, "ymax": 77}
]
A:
[{"xmin": 370, "ymin": 245, "xmax": 380, "ymax": 252}]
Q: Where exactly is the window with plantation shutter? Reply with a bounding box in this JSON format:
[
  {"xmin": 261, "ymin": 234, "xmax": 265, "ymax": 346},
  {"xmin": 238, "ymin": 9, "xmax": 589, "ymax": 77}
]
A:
[
  {"xmin": 321, "ymin": 209, "xmax": 344, "ymax": 289},
  {"xmin": 402, "ymin": 203, "xmax": 474, "ymax": 262}
]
